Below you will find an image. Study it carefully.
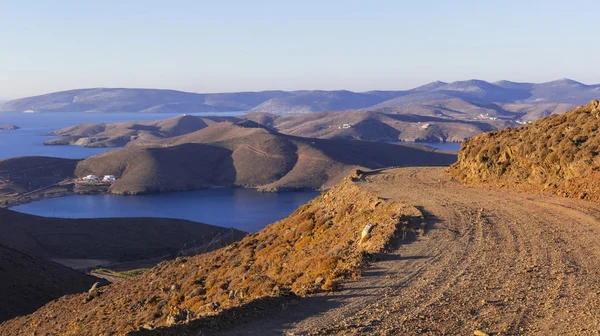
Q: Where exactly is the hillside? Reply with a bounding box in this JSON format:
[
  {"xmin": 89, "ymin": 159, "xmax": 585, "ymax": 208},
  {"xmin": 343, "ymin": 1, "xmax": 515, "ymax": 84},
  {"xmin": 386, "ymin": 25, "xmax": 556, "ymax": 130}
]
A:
[
  {"xmin": 0, "ymin": 244, "xmax": 99, "ymax": 322},
  {"xmin": 245, "ymin": 110, "xmax": 513, "ymax": 143},
  {"xmin": 6, "ymin": 167, "xmax": 600, "ymax": 334},
  {"xmin": 0, "ymin": 172, "xmax": 423, "ymax": 335},
  {"xmin": 74, "ymin": 121, "xmax": 457, "ymax": 194},
  {"xmin": 450, "ymin": 100, "xmax": 600, "ymax": 202},
  {"xmin": 0, "ymin": 88, "xmax": 291, "ymax": 113},
  {"xmin": 44, "ymin": 115, "xmax": 238, "ymax": 147},
  {"xmin": 0, "ymin": 208, "xmax": 246, "ymax": 267}
]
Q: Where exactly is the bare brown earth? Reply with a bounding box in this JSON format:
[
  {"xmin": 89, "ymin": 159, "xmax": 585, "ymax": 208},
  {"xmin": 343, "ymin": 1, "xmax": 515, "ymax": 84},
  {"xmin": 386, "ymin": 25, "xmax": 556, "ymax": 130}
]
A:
[
  {"xmin": 0, "ymin": 172, "xmax": 421, "ymax": 335},
  {"xmin": 0, "ymin": 244, "xmax": 100, "ymax": 322},
  {"xmin": 211, "ymin": 167, "xmax": 600, "ymax": 335},
  {"xmin": 75, "ymin": 121, "xmax": 456, "ymax": 194}
]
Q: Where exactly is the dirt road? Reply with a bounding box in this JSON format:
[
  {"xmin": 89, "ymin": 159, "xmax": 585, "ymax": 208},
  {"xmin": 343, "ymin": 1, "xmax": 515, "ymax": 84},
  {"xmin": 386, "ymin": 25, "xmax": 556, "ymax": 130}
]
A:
[{"xmin": 217, "ymin": 167, "xmax": 600, "ymax": 335}]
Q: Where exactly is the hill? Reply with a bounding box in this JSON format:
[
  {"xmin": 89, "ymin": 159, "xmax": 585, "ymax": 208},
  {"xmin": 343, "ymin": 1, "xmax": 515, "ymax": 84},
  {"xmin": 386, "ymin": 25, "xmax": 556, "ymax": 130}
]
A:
[
  {"xmin": 44, "ymin": 115, "xmax": 238, "ymax": 147},
  {"xmin": 74, "ymin": 121, "xmax": 457, "ymax": 194},
  {"xmin": 449, "ymin": 100, "xmax": 600, "ymax": 202},
  {"xmin": 246, "ymin": 110, "xmax": 513, "ymax": 142},
  {"xmin": 0, "ymin": 244, "xmax": 99, "ymax": 322},
  {"xmin": 0, "ymin": 172, "xmax": 423, "ymax": 335},
  {"xmin": 0, "ymin": 88, "xmax": 292, "ymax": 113},
  {"xmin": 0, "ymin": 208, "xmax": 246, "ymax": 267}
]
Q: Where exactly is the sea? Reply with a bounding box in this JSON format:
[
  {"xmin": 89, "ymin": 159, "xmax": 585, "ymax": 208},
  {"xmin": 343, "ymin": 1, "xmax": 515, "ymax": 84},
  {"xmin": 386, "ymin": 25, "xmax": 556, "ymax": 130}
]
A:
[{"xmin": 0, "ymin": 111, "xmax": 453, "ymax": 231}]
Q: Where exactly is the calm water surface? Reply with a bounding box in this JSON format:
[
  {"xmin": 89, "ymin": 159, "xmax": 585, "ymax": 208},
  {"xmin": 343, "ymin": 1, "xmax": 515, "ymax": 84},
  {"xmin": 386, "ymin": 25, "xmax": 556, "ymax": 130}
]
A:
[{"xmin": 11, "ymin": 188, "xmax": 320, "ymax": 233}]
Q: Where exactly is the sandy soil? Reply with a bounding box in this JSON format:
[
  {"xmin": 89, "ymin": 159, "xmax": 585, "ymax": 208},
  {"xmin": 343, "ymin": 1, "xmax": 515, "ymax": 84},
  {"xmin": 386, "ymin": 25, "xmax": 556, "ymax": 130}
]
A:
[{"xmin": 215, "ymin": 167, "xmax": 600, "ymax": 335}]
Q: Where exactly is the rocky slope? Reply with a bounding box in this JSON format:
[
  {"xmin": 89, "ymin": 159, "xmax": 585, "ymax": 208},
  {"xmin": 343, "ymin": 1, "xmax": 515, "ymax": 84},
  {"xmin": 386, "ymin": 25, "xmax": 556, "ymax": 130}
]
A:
[
  {"xmin": 74, "ymin": 121, "xmax": 457, "ymax": 194},
  {"xmin": 450, "ymin": 100, "xmax": 600, "ymax": 202},
  {"xmin": 0, "ymin": 172, "xmax": 422, "ymax": 335},
  {"xmin": 0, "ymin": 244, "xmax": 99, "ymax": 322},
  {"xmin": 0, "ymin": 208, "xmax": 246, "ymax": 266}
]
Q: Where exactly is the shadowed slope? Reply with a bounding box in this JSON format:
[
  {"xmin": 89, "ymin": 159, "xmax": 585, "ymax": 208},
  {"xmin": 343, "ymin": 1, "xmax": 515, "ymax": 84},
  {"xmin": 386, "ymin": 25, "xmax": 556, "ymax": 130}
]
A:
[
  {"xmin": 0, "ymin": 208, "xmax": 246, "ymax": 264},
  {"xmin": 0, "ymin": 244, "xmax": 99, "ymax": 322}
]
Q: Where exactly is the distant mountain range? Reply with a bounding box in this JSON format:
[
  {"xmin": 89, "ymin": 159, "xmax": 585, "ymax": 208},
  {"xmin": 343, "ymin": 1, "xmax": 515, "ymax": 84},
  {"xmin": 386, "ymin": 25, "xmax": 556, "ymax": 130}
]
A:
[{"xmin": 1, "ymin": 79, "xmax": 599, "ymax": 118}]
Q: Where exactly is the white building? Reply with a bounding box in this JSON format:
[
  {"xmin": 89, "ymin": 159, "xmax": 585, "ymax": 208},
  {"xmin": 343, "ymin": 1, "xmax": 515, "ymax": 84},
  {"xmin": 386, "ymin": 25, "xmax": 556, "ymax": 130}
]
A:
[
  {"xmin": 82, "ymin": 175, "xmax": 99, "ymax": 182},
  {"xmin": 103, "ymin": 175, "xmax": 116, "ymax": 182}
]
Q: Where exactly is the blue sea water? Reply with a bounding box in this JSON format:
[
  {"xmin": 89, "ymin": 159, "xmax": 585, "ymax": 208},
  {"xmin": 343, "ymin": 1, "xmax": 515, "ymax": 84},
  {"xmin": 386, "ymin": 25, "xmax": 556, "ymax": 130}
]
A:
[{"xmin": 11, "ymin": 188, "xmax": 319, "ymax": 233}]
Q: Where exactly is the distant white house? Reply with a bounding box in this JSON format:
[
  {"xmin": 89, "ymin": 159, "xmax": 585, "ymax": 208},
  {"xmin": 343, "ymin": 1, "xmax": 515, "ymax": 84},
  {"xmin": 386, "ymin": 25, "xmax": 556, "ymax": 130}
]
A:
[
  {"xmin": 103, "ymin": 175, "xmax": 116, "ymax": 182},
  {"xmin": 82, "ymin": 175, "xmax": 99, "ymax": 182},
  {"xmin": 421, "ymin": 123, "xmax": 430, "ymax": 129},
  {"xmin": 338, "ymin": 123, "xmax": 353, "ymax": 129}
]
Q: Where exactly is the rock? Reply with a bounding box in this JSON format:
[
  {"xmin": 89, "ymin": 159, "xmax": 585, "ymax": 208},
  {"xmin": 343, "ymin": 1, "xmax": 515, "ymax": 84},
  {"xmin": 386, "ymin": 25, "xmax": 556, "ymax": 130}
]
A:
[
  {"xmin": 315, "ymin": 277, "xmax": 324, "ymax": 285},
  {"xmin": 360, "ymin": 222, "xmax": 376, "ymax": 244},
  {"xmin": 474, "ymin": 330, "xmax": 489, "ymax": 336}
]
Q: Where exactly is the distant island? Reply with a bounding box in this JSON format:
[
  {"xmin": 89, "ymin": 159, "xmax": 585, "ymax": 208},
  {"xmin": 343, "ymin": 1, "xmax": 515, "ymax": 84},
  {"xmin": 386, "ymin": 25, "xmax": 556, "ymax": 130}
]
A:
[
  {"xmin": 0, "ymin": 125, "xmax": 19, "ymax": 130},
  {"xmin": 0, "ymin": 79, "xmax": 597, "ymax": 118}
]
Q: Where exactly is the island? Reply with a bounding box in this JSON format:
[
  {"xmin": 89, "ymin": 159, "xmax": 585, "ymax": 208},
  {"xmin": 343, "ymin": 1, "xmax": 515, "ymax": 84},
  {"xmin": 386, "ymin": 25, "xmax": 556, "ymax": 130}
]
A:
[{"xmin": 0, "ymin": 125, "xmax": 20, "ymax": 130}]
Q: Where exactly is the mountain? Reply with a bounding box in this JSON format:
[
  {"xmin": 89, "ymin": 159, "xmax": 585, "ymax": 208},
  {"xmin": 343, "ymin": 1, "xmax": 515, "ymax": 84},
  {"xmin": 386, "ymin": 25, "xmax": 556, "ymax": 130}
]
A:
[
  {"xmin": 248, "ymin": 90, "xmax": 393, "ymax": 114},
  {"xmin": 0, "ymin": 244, "xmax": 99, "ymax": 322},
  {"xmin": 245, "ymin": 110, "xmax": 513, "ymax": 143},
  {"xmin": 3, "ymin": 79, "xmax": 598, "ymax": 116},
  {"xmin": 74, "ymin": 121, "xmax": 456, "ymax": 194},
  {"xmin": 450, "ymin": 100, "xmax": 600, "ymax": 202},
  {"xmin": 0, "ymin": 89, "xmax": 292, "ymax": 113}
]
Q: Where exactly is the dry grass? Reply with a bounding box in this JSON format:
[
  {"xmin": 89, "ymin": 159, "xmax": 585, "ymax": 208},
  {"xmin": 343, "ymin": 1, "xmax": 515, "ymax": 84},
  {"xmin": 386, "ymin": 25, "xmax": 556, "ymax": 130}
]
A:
[{"xmin": 450, "ymin": 100, "xmax": 600, "ymax": 201}]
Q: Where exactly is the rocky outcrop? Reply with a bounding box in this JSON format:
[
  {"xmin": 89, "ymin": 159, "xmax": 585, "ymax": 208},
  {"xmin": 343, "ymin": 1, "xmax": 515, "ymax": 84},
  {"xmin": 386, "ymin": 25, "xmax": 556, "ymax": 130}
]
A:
[{"xmin": 450, "ymin": 100, "xmax": 600, "ymax": 202}]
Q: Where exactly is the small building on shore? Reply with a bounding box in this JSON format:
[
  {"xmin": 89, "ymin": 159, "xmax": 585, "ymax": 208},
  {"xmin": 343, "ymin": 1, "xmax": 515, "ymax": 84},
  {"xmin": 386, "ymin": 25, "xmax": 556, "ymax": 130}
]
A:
[
  {"xmin": 82, "ymin": 175, "xmax": 99, "ymax": 182},
  {"xmin": 103, "ymin": 175, "xmax": 116, "ymax": 182}
]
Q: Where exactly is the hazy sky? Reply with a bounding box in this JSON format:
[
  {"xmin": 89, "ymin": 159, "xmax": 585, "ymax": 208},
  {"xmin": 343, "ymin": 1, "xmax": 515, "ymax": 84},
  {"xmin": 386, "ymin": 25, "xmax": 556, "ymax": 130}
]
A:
[{"xmin": 1, "ymin": 0, "xmax": 599, "ymax": 99}]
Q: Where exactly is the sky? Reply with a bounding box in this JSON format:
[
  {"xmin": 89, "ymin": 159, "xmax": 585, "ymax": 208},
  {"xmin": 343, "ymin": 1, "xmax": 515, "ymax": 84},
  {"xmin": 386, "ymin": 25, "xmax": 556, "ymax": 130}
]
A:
[{"xmin": 1, "ymin": 0, "xmax": 599, "ymax": 99}]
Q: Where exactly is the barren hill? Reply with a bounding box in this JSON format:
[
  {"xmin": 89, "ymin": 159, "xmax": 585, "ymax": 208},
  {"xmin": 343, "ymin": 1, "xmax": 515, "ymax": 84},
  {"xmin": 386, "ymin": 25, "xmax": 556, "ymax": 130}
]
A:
[
  {"xmin": 0, "ymin": 208, "xmax": 246, "ymax": 266},
  {"xmin": 450, "ymin": 100, "xmax": 600, "ymax": 202},
  {"xmin": 44, "ymin": 115, "xmax": 238, "ymax": 147},
  {"xmin": 0, "ymin": 244, "xmax": 99, "ymax": 322},
  {"xmin": 75, "ymin": 121, "xmax": 457, "ymax": 194},
  {"xmin": 245, "ymin": 110, "xmax": 512, "ymax": 142}
]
